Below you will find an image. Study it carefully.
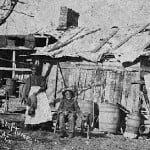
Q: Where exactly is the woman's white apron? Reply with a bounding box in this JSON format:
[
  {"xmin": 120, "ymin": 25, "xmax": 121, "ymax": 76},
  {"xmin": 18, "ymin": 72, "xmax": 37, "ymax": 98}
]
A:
[{"xmin": 25, "ymin": 86, "xmax": 52, "ymax": 125}]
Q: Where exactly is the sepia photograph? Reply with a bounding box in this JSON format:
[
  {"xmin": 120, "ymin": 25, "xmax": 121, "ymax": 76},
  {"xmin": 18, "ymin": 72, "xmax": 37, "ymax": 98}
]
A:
[{"xmin": 0, "ymin": 0, "xmax": 150, "ymax": 149}]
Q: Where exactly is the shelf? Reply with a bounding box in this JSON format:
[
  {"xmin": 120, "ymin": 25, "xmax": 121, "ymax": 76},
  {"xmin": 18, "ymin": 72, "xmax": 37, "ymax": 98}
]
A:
[
  {"xmin": 0, "ymin": 46, "xmax": 32, "ymax": 51},
  {"xmin": 0, "ymin": 67, "xmax": 31, "ymax": 72}
]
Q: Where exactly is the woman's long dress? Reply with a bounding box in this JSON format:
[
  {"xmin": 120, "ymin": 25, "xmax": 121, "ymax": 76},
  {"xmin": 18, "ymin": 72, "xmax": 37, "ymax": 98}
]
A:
[{"xmin": 25, "ymin": 86, "xmax": 52, "ymax": 125}]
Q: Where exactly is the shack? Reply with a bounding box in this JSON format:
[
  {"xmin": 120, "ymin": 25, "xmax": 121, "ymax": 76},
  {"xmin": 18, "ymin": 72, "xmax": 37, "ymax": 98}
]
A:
[{"xmin": 33, "ymin": 23, "xmax": 150, "ymax": 114}]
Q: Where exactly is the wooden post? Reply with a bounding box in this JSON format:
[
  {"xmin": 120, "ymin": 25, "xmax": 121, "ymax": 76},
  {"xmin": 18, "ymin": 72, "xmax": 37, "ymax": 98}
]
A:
[
  {"xmin": 12, "ymin": 50, "xmax": 16, "ymax": 78},
  {"xmin": 46, "ymin": 37, "xmax": 49, "ymax": 46}
]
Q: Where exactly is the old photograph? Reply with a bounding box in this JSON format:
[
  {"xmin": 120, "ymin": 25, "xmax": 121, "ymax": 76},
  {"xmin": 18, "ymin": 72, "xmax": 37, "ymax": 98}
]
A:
[{"xmin": 0, "ymin": 0, "xmax": 150, "ymax": 149}]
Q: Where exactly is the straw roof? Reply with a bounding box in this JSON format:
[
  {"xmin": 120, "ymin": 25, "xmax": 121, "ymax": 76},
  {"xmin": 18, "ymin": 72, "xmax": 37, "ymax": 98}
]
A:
[{"xmin": 34, "ymin": 24, "xmax": 150, "ymax": 64}]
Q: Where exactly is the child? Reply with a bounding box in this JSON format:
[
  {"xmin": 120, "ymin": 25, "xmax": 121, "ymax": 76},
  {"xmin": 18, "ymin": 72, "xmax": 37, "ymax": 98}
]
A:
[{"xmin": 56, "ymin": 88, "xmax": 82, "ymax": 138}]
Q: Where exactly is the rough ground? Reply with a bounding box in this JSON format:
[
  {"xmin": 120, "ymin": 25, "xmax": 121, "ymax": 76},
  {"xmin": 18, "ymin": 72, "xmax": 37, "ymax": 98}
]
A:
[{"xmin": 0, "ymin": 128, "xmax": 150, "ymax": 150}]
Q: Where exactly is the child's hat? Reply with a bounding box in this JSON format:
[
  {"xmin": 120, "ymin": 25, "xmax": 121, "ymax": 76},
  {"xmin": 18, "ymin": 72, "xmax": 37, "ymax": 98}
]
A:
[{"xmin": 62, "ymin": 87, "xmax": 75, "ymax": 97}]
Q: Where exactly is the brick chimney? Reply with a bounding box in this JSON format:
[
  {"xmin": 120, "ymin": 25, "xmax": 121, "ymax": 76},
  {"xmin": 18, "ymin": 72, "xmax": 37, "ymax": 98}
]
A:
[{"xmin": 57, "ymin": 6, "xmax": 80, "ymax": 30}]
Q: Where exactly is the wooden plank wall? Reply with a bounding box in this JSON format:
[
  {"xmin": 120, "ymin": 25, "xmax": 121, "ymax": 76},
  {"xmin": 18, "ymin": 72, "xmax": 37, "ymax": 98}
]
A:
[
  {"xmin": 45, "ymin": 62, "xmax": 140, "ymax": 113},
  {"xmin": 121, "ymin": 71, "xmax": 140, "ymax": 112}
]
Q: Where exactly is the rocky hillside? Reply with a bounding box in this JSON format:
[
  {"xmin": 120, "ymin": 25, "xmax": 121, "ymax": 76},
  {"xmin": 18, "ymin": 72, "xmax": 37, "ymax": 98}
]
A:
[{"xmin": 0, "ymin": 0, "xmax": 150, "ymax": 34}]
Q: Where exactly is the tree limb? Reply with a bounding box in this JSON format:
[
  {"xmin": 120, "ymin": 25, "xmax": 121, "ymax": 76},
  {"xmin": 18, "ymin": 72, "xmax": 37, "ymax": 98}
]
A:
[{"xmin": 0, "ymin": 0, "xmax": 18, "ymax": 25}]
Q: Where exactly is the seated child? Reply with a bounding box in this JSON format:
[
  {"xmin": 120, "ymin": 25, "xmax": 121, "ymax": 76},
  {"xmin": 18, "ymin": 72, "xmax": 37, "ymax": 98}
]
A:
[{"xmin": 55, "ymin": 88, "xmax": 82, "ymax": 138}]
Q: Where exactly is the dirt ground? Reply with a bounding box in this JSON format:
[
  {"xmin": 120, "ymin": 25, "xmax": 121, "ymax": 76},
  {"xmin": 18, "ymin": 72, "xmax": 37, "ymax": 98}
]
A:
[{"xmin": 0, "ymin": 128, "xmax": 150, "ymax": 150}]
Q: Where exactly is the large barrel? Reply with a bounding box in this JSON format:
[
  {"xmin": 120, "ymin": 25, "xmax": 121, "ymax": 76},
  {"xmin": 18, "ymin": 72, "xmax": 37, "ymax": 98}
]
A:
[
  {"xmin": 5, "ymin": 78, "xmax": 16, "ymax": 96},
  {"xmin": 125, "ymin": 113, "xmax": 141, "ymax": 135},
  {"xmin": 99, "ymin": 103, "xmax": 120, "ymax": 133}
]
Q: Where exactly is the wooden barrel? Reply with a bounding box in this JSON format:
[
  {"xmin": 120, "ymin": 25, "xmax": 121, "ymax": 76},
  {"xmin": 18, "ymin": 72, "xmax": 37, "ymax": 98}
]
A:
[
  {"xmin": 99, "ymin": 103, "xmax": 120, "ymax": 133},
  {"xmin": 5, "ymin": 78, "xmax": 16, "ymax": 96},
  {"xmin": 125, "ymin": 113, "xmax": 141, "ymax": 134}
]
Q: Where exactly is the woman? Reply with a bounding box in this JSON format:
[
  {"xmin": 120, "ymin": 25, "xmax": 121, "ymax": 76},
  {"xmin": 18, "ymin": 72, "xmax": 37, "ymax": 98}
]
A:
[{"xmin": 22, "ymin": 65, "xmax": 52, "ymax": 128}]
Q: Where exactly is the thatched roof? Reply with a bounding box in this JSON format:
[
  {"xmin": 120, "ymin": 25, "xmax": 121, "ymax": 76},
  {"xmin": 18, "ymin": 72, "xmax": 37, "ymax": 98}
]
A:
[{"xmin": 33, "ymin": 24, "xmax": 150, "ymax": 64}]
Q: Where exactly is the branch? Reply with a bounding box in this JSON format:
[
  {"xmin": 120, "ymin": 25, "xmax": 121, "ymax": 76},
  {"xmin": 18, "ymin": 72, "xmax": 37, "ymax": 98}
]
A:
[
  {"xmin": 0, "ymin": 7, "xmax": 34, "ymax": 17},
  {"xmin": 0, "ymin": 0, "xmax": 18, "ymax": 25},
  {"xmin": 17, "ymin": 0, "xmax": 26, "ymax": 4},
  {"xmin": 13, "ymin": 9, "xmax": 34, "ymax": 17}
]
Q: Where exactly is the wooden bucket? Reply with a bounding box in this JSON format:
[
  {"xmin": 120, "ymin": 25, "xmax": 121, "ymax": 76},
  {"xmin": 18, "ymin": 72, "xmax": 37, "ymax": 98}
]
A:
[
  {"xmin": 99, "ymin": 103, "xmax": 120, "ymax": 133},
  {"xmin": 5, "ymin": 78, "xmax": 16, "ymax": 96},
  {"xmin": 125, "ymin": 113, "xmax": 141, "ymax": 134}
]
